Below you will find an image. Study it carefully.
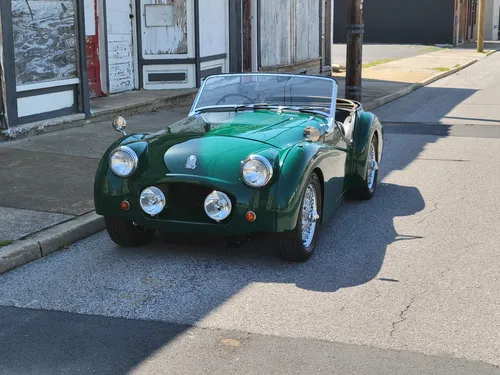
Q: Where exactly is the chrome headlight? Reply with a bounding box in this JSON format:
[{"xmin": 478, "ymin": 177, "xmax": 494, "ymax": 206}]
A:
[
  {"xmin": 241, "ymin": 155, "xmax": 273, "ymax": 187},
  {"xmin": 139, "ymin": 186, "xmax": 166, "ymax": 216},
  {"xmin": 109, "ymin": 146, "xmax": 138, "ymax": 177},
  {"xmin": 204, "ymin": 190, "xmax": 232, "ymax": 222}
]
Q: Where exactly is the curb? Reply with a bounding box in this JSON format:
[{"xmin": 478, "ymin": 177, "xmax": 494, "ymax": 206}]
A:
[{"xmin": 0, "ymin": 212, "xmax": 104, "ymax": 275}]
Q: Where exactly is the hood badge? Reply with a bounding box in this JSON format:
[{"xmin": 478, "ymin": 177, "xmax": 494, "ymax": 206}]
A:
[{"xmin": 185, "ymin": 155, "xmax": 197, "ymax": 169}]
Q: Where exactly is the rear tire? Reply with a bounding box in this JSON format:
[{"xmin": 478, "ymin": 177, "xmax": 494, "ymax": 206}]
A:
[
  {"xmin": 275, "ymin": 172, "xmax": 322, "ymax": 262},
  {"xmin": 105, "ymin": 217, "xmax": 155, "ymax": 247}
]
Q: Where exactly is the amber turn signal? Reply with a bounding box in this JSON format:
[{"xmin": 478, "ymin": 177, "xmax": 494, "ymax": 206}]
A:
[
  {"xmin": 120, "ymin": 200, "xmax": 130, "ymax": 211},
  {"xmin": 245, "ymin": 211, "xmax": 256, "ymax": 222}
]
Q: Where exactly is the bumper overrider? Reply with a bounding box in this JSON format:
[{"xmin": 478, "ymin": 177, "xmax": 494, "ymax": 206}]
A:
[{"xmin": 94, "ymin": 143, "xmax": 285, "ymax": 236}]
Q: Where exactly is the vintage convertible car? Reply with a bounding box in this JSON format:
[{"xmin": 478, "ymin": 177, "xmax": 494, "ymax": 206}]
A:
[{"xmin": 94, "ymin": 73, "xmax": 383, "ymax": 262}]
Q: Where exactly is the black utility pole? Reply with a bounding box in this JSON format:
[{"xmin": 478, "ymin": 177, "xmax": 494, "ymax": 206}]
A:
[{"xmin": 345, "ymin": 0, "xmax": 363, "ymax": 102}]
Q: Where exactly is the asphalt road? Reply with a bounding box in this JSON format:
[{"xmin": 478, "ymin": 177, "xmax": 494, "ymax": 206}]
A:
[{"xmin": 1, "ymin": 54, "xmax": 500, "ymax": 374}]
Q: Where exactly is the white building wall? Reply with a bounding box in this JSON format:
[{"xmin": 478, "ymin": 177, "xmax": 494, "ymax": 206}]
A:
[
  {"xmin": 488, "ymin": 0, "xmax": 500, "ymax": 40},
  {"xmin": 481, "ymin": 0, "xmax": 500, "ymax": 40}
]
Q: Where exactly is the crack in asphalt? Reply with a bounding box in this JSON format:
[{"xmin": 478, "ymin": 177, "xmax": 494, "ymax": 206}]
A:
[
  {"xmin": 417, "ymin": 202, "xmax": 439, "ymax": 225},
  {"xmin": 390, "ymin": 288, "xmax": 430, "ymax": 338}
]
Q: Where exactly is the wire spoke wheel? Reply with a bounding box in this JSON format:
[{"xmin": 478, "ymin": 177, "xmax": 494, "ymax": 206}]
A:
[
  {"xmin": 366, "ymin": 140, "xmax": 379, "ymax": 191},
  {"xmin": 301, "ymin": 184, "xmax": 319, "ymax": 248}
]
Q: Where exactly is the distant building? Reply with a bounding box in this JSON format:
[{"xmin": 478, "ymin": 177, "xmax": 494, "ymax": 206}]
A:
[
  {"xmin": 0, "ymin": 0, "xmax": 332, "ymax": 132},
  {"xmin": 333, "ymin": 0, "xmax": 499, "ymax": 45}
]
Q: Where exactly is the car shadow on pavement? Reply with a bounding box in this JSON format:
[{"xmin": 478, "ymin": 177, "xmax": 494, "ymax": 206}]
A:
[{"xmin": 1, "ymin": 85, "xmax": 478, "ymax": 374}]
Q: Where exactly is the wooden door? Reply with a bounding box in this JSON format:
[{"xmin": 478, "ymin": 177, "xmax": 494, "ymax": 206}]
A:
[
  {"xmin": 107, "ymin": 0, "xmax": 135, "ymax": 93},
  {"xmin": 85, "ymin": 0, "xmax": 102, "ymax": 97}
]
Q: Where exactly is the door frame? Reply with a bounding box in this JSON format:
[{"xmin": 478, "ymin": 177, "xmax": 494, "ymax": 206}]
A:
[{"xmin": 131, "ymin": 0, "xmax": 140, "ymax": 90}]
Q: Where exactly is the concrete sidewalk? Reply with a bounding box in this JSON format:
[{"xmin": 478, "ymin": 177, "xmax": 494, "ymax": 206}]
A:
[{"xmin": 1, "ymin": 41, "xmax": 499, "ymax": 274}]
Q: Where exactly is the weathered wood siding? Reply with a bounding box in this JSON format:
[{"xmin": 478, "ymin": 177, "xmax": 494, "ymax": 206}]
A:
[
  {"xmin": 106, "ymin": 0, "xmax": 135, "ymax": 93},
  {"xmin": 259, "ymin": 0, "xmax": 320, "ymax": 68},
  {"xmin": 199, "ymin": 0, "xmax": 226, "ymax": 57},
  {"xmin": 295, "ymin": 0, "xmax": 320, "ymax": 63},
  {"xmin": 141, "ymin": 0, "xmax": 189, "ymax": 56},
  {"xmin": 260, "ymin": 0, "xmax": 292, "ymax": 67}
]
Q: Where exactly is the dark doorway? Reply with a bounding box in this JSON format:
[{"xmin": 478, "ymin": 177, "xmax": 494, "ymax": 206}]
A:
[
  {"xmin": 242, "ymin": 0, "xmax": 252, "ymax": 72},
  {"xmin": 228, "ymin": 0, "xmax": 242, "ymax": 73},
  {"xmin": 465, "ymin": 0, "xmax": 477, "ymax": 41}
]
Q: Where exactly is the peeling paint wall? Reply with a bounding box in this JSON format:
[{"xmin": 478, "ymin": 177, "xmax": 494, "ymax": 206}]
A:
[{"xmin": 142, "ymin": 0, "xmax": 188, "ymax": 56}]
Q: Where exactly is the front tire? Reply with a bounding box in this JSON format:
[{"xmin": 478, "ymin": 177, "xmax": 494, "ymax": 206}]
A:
[
  {"xmin": 105, "ymin": 217, "xmax": 155, "ymax": 247},
  {"xmin": 275, "ymin": 172, "xmax": 322, "ymax": 262}
]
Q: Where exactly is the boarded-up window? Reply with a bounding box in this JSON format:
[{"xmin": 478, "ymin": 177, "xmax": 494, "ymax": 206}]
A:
[
  {"xmin": 12, "ymin": 0, "xmax": 78, "ymax": 85},
  {"xmin": 141, "ymin": 0, "xmax": 188, "ymax": 56}
]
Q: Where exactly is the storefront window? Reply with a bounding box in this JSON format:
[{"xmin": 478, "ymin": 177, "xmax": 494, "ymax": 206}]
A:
[{"xmin": 12, "ymin": 0, "xmax": 78, "ymax": 86}]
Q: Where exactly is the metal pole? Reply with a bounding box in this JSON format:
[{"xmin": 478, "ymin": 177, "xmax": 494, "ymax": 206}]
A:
[
  {"xmin": 76, "ymin": 0, "xmax": 91, "ymax": 117},
  {"xmin": 345, "ymin": 0, "xmax": 363, "ymax": 102},
  {"xmin": 0, "ymin": 0, "xmax": 18, "ymax": 127},
  {"xmin": 477, "ymin": 0, "xmax": 485, "ymax": 52}
]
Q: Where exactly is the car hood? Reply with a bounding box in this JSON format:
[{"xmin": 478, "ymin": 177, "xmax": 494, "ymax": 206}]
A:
[
  {"xmin": 131, "ymin": 111, "xmax": 325, "ymax": 182},
  {"xmin": 144, "ymin": 110, "xmax": 325, "ymax": 148}
]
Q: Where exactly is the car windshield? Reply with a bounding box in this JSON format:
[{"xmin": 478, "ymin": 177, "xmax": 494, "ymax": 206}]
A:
[{"xmin": 190, "ymin": 73, "xmax": 338, "ymax": 117}]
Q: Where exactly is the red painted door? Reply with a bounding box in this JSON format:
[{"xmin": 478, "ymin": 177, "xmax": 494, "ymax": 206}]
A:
[{"xmin": 86, "ymin": 0, "xmax": 102, "ymax": 98}]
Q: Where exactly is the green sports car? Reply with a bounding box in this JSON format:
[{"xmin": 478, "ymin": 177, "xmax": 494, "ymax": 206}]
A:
[{"xmin": 94, "ymin": 73, "xmax": 383, "ymax": 262}]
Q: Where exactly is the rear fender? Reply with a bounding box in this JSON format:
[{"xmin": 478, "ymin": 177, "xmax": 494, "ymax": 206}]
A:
[{"xmin": 347, "ymin": 111, "xmax": 383, "ymax": 190}]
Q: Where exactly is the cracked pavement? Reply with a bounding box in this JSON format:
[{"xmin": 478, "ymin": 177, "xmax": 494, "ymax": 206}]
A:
[{"xmin": 1, "ymin": 54, "xmax": 500, "ymax": 373}]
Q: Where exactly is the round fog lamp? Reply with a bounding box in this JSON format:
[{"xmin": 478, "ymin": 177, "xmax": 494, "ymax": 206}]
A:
[
  {"xmin": 139, "ymin": 186, "xmax": 166, "ymax": 216},
  {"xmin": 204, "ymin": 191, "xmax": 232, "ymax": 222}
]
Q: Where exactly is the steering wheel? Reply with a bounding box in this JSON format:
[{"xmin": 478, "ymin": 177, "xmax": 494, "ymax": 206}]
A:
[{"xmin": 216, "ymin": 93, "xmax": 254, "ymax": 105}]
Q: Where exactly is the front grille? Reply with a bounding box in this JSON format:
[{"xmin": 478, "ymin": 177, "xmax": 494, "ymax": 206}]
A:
[
  {"xmin": 158, "ymin": 182, "xmax": 227, "ymax": 223},
  {"xmin": 167, "ymin": 183, "xmax": 213, "ymax": 210}
]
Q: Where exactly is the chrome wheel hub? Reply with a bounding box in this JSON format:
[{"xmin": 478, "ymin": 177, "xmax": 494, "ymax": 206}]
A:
[
  {"xmin": 367, "ymin": 141, "xmax": 379, "ymax": 190},
  {"xmin": 301, "ymin": 184, "xmax": 319, "ymax": 248}
]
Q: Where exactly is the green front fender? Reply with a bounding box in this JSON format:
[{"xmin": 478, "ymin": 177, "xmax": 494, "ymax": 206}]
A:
[
  {"xmin": 94, "ymin": 133, "xmax": 150, "ymax": 213},
  {"xmin": 274, "ymin": 142, "xmax": 325, "ymax": 232},
  {"xmin": 347, "ymin": 111, "xmax": 384, "ymax": 190}
]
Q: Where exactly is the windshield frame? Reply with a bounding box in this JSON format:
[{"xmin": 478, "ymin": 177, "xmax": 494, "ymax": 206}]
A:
[{"xmin": 188, "ymin": 73, "xmax": 339, "ymax": 122}]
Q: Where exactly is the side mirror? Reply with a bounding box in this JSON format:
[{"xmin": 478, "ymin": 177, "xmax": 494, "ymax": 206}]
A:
[
  {"xmin": 303, "ymin": 126, "xmax": 321, "ymax": 142},
  {"xmin": 112, "ymin": 116, "xmax": 127, "ymax": 136}
]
